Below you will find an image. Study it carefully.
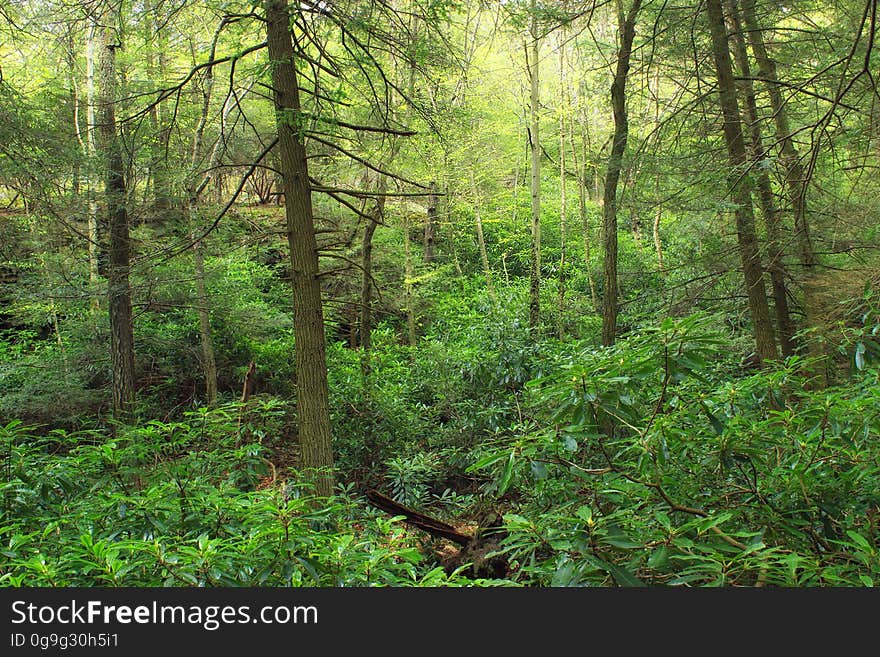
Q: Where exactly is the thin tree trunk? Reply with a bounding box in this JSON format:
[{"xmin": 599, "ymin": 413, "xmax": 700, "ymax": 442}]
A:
[
  {"xmin": 192, "ymin": 235, "xmax": 217, "ymax": 404},
  {"xmin": 725, "ymin": 0, "xmax": 796, "ymax": 357},
  {"xmin": 571, "ymin": 119, "xmax": 598, "ymax": 309},
  {"xmin": 184, "ymin": 21, "xmax": 232, "ymax": 406},
  {"xmin": 740, "ymin": 0, "xmax": 817, "ymax": 270},
  {"xmin": 148, "ymin": 2, "xmax": 171, "ymax": 213},
  {"xmin": 85, "ymin": 22, "xmax": 100, "ymax": 312},
  {"xmin": 265, "ymin": 0, "xmax": 334, "ymax": 496},
  {"xmin": 557, "ymin": 30, "xmax": 568, "ymax": 339},
  {"xmin": 98, "ymin": 13, "xmax": 135, "ymax": 417},
  {"xmin": 470, "ymin": 171, "xmax": 497, "ymax": 304},
  {"xmin": 424, "ymin": 181, "xmax": 437, "ymax": 263},
  {"xmin": 359, "ymin": 184, "xmax": 382, "ymax": 458},
  {"xmin": 602, "ymin": 0, "xmax": 642, "ymax": 347},
  {"xmin": 66, "ymin": 34, "xmax": 81, "ymax": 196},
  {"xmin": 651, "ymin": 67, "xmax": 665, "ymax": 273},
  {"xmin": 360, "ymin": 214, "xmax": 378, "ymax": 373},
  {"xmin": 527, "ymin": 0, "xmax": 542, "ymax": 333},
  {"xmin": 403, "ymin": 213, "xmax": 417, "ymax": 346},
  {"xmin": 706, "ymin": 0, "xmax": 778, "ymax": 363}
]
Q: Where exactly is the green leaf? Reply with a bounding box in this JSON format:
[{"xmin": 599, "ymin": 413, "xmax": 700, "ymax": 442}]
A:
[
  {"xmin": 608, "ymin": 563, "xmax": 645, "ymax": 587},
  {"xmin": 648, "ymin": 546, "xmax": 669, "ymax": 569},
  {"xmin": 575, "ymin": 506, "xmax": 593, "ymax": 524},
  {"xmin": 700, "ymin": 401, "xmax": 725, "ymax": 436},
  {"xmin": 600, "ymin": 535, "xmax": 642, "ymax": 549},
  {"xmin": 497, "ymin": 450, "xmax": 516, "ymax": 496},
  {"xmin": 466, "ymin": 451, "xmax": 509, "ymax": 473},
  {"xmin": 846, "ymin": 530, "xmax": 873, "ymax": 552}
]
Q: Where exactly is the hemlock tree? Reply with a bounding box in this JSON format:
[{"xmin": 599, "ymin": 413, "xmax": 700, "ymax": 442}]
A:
[
  {"xmin": 265, "ymin": 0, "xmax": 334, "ymax": 496},
  {"xmin": 705, "ymin": 0, "xmax": 777, "ymax": 363},
  {"xmin": 96, "ymin": 3, "xmax": 136, "ymax": 416}
]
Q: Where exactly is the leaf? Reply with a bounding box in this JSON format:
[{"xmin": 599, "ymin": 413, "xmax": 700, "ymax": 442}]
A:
[
  {"xmin": 600, "ymin": 535, "xmax": 642, "ymax": 549},
  {"xmin": 562, "ymin": 435, "xmax": 578, "ymax": 452},
  {"xmin": 396, "ymin": 548, "xmax": 424, "ymax": 564},
  {"xmin": 497, "ymin": 450, "xmax": 516, "ymax": 496},
  {"xmin": 607, "ymin": 563, "xmax": 645, "ymax": 587},
  {"xmin": 465, "ymin": 450, "xmax": 509, "ymax": 473},
  {"xmin": 700, "ymin": 401, "xmax": 725, "ymax": 436},
  {"xmin": 575, "ymin": 506, "xmax": 593, "ymax": 524},
  {"xmin": 846, "ymin": 530, "xmax": 873, "ymax": 553},
  {"xmin": 648, "ymin": 546, "xmax": 668, "ymax": 569}
]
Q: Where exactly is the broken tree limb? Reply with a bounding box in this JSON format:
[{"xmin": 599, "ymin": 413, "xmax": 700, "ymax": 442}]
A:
[{"xmin": 365, "ymin": 489, "xmax": 472, "ymax": 546}]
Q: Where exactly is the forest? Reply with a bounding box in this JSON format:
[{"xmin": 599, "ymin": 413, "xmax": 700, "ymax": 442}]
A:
[{"xmin": 0, "ymin": 0, "xmax": 878, "ymax": 588}]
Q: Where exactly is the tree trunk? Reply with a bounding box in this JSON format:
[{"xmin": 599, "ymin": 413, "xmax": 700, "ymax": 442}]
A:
[
  {"xmin": 571, "ymin": 121, "xmax": 598, "ymax": 309},
  {"xmin": 265, "ymin": 0, "xmax": 334, "ymax": 497},
  {"xmin": 741, "ymin": 0, "xmax": 825, "ymax": 380},
  {"xmin": 424, "ymin": 181, "xmax": 437, "ymax": 263},
  {"xmin": 527, "ymin": 0, "xmax": 541, "ymax": 333},
  {"xmin": 470, "ymin": 171, "xmax": 497, "ymax": 304},
  {"xmin": 725, "ymin": 0, "xmax": 796, "ymax": 357},
  {"xmin": 98, "ymin": 15, "xmax": 135, "ymax": 417},
  {"xmin": 403, "ymin": 213, "xmax": 417, "ymax": 346},
  {"xmin": 740, "ymin": 0, "xmax": 817, "ymax": 271},
  {"xmin": 651, "ymin": 67, "xmax": 665, "ymax": 273},
  {"xmin": 602, "ymin": 0, "xmax": 642, "ymax": 347},
  {"xmin": 147, "ymin": 5, "xmax": 171, "ymax": 213},
  {"xmin": 184, "ymin": 20, "xmax": 234, "ymax": 406},
  {"xmin": 360, "ymin": 213, "xmax": 378, "ymax": 375},
  {"xmin": 358, "ymin": 187, "xmax": 381, "ymax": 460},
  {"xmin": 557, "ymin": 31, "xmax": 568, "ymax": 339},
  {"xmin": 192, "ymin": 232, "xmax": 218, "ymax": 404},
  {"xmin": 705, "ymin": 0, "xmax": 777, "ymax": 363},
  {"xmin": 85, "ymin": 21, "xmax": 100, "ymax": 312},
  {"xmin": 66, "ymin": 34, "xmax": 81, "ymax": 196}
]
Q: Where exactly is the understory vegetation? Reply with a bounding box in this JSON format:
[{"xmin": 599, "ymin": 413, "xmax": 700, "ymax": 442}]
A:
[{"xmin": 3, "ymin": 267, "xmax": 878, "ymax": 586}]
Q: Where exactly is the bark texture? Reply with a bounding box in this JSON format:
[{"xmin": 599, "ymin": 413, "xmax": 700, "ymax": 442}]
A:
[
  {"xmin": 265, "ymin": 0, "xmax": 334, "ymax": 496},
  {"xmin": 706, "ymin": 0, "xmax": 778, "ymax": 362},
  {"xmin": 602, "ymin": 0, "xmax": 642, "ymax": 347}
]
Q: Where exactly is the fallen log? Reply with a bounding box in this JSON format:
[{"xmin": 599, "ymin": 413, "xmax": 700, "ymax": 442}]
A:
[
  {"xmin": 365, "ymin": 489, "xmax": 472, "ymax": 545},
  {"xmin": 365, "ymin": 488, "xmax": 508, "ymax": 579}
]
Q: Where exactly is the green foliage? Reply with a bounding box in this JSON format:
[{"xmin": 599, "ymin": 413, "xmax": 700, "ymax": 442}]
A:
[
  {"xmin": 468, "ymin": 313, "xmax": 880, "ymax": 586},
  {"xmin": 0, "ymin": 409, "xmax": 492, "ymax": 587}
]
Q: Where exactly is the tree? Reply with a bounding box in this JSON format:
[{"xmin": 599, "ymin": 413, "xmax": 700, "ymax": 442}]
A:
[
  {"xmin": 265, "ymin": 0, "xmax": 334, "ymax": 496},
  {"xmin": 705, "ymin": 0, "xmax": 777, "ymax": 363},
  {"xmin": 725, "ymin": 0, "xmax": 796, "ymax": 356},
  {"xmin": 96, "ymin": 4, "xmax": 136, "ymax": 416},
  {"xmin": 527, "ymin": 0, "xmax": 542, "ymax": 332},
  {"xmin": 601, "ymin": 0, "xmax": 642, "ymax": 347}
]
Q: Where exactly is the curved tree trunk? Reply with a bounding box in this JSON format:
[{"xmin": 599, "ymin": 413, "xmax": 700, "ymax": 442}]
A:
[
  {"xmin": 705, "ymin": 0, "xmax": 777, "ymax": 363},
  {"xmin": 265, "ymin": 0, "xmax": 334, "ymax": 497},
  {"xmin": 601, "ymin": 0, "xmax": 642, "ymax": 347}
]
